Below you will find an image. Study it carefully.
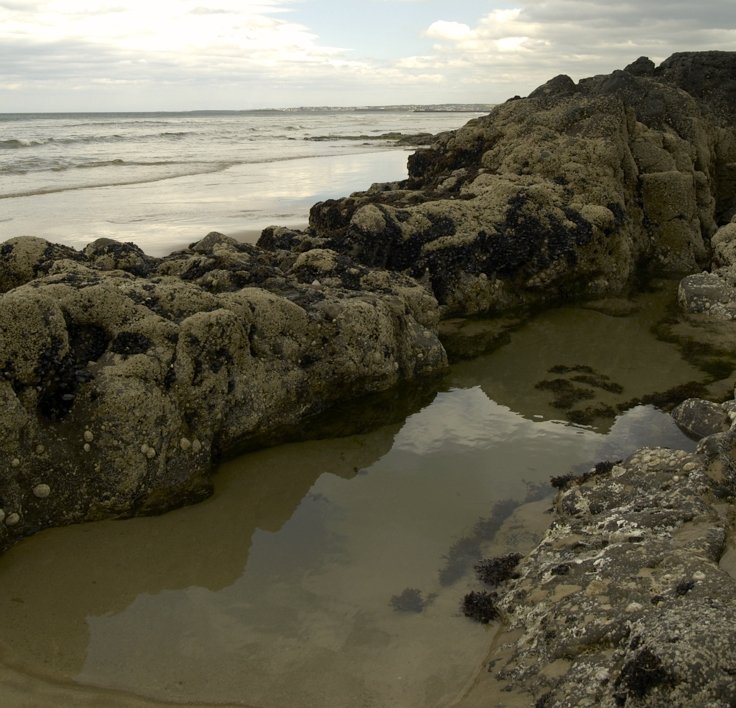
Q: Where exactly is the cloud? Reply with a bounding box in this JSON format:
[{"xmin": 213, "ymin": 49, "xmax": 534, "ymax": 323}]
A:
[
  {"xmin": 405, "ymin": 0, "xmax": 736, "ymax": 98},
  {"xmin": 1, "ymin": 0, "xmax": 735, "ymax": 109},
  {"xmin": 426, "ymin": 21, "xmax": 471, "ymax": 41}
]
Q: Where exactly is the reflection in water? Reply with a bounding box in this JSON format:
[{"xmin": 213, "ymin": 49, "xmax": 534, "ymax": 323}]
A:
[
  {"xmin": 449, "ymin": 285, "xmax": 706, "ymax": 431},
  {"xmin": 0, "ymin": 286, "xmax": 701, "ymax": 707}
]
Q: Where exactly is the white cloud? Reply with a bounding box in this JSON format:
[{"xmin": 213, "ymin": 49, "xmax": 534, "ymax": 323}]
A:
[
  {"xmin": 425, "ymin": 21, "xmax": 471, "ymax": 41},
  {"xmin": 402, "ymin": 0, "xmax": 736, "ymax": 97},
  {"xmin": 2, "ymin": 0, "xmax": 339, "ymax": 59},
  {"xmin": 1, "ymin": 0, "xmax": 735, "ymax": 109}
]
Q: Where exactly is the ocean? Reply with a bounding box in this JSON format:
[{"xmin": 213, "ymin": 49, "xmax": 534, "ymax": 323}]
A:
[{"xmin": 0, "ymin": 109, "xmax": 487, "ymax": 256}]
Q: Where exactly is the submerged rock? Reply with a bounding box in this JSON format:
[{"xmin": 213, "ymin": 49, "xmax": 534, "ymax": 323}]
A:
[{"xmin": 0, "ymin": 233, "xmax": 447, "ymax": 551}]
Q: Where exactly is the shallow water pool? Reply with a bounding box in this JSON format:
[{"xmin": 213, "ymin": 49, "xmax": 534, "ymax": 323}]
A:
[{"xmin": 0, "ymin": 285, "xmax": 706, "ymax": 707}]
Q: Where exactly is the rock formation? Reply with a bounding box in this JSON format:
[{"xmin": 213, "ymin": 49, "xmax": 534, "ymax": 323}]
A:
[
  {"xmin": 0, "ymin": 233, "xmax": 446, "ymax": 551},
  {"xmin": 295, "ymin": 51, "xmax": 736, "ymax": 317},
  {"xmin": 459, "ymin": 399, "xmax": 736, "ymax": 707}
]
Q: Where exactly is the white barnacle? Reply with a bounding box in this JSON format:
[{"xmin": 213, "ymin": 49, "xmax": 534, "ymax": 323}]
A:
[
  {"xmin": 5, "ymin": 513, "xmax": 20, "ymax": 527},
  {"xmin": 84, "ymin": 430, "xmax": 94, "ymax": 443},
  {"xmin": 180, "ymin": 437, "xmax": 192, "ymax": 451},
  {"xmin": 33, "ymin": 484, "xmax": 51, "ymax": 499},
  {"xmin": 191, "ymin": 439, "xmax": 202, "ymax": 453},
  {"xmin": 11, "ymin": 458, "xmax": 20, "ymax": 468},
  {"xmin": 140, "ymin": 444, "xmax": 150, "ymax": 455},
  {"xmin": 146, "ymin": 447, "xmax": 156, "ymax": 460}
]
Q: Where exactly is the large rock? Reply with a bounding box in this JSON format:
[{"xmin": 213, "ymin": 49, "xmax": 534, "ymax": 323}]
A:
[
  {"xmin": 461, "ymin": 411, "xmax": 736, "ymax": 706},
  {"xmin": 679, "ymin": 218, "xmax": 736, "ymax": 320},
  {"xmin": 671, "ymin": 397, "xmax": 731, "ymax": 439},
  {"xmin": 302, "ymin": 52, "xmax": 736, "ymax": 316},
  {"xmin": 0, "ymin": 234, "xmax": 447, "ymax": 551}
]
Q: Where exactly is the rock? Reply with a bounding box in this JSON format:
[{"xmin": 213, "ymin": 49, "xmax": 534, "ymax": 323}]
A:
[
  {"xmin": 712, "ymin": 222, "xmax": 736, "ymax": 267},
  {"xmin": 467, "ymin": 427, "xmax": 736, "ymax": 707},
  {"xmin": 624, "ymin": 56, "xmax": 656, "ymax": 76},
  {"xmin": 307, "ymin": 52, "xmax": 736, "ymax": 316},
  {"xmin": 0, "ymin": 235, "xmax": 447, "ymax": 552},
  {"xmin": 656, "ymin": 51, "xmax": 736, "ymax": 125},
  {"xmin": 671, "ymin": 397, "xmax": 730, "ymax": 439},
  {"xmin": 189, "ymin": 231, "xmax": 239, "ymax": 254},
  {"xmin": 528, "ymin": 74, "xmax": 578, "ymax": 100},
  {"xmin": 84, "ymin": 238, "xmax": 160, "ymax": 276},
  {"xmin": 257, "ymin": 226, "xmax": 326, "ymax": 253},
  {"xmin": 0, "ymin": 236, "xmax": 86, "ymax": 293},
  {"xmin": 678, "ymin": 271, "xmax": 736, "ymax": 319}
]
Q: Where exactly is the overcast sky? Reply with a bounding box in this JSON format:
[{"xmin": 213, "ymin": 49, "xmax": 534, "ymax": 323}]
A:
[{"xmin": 1, "ymin": 0, "xmax": 735, "ymax": 112}]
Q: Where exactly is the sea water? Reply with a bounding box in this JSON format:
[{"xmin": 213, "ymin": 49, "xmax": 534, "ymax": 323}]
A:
[{"xmin": 0, "ymin": 109, "xmax": 483, "ymax": 255}]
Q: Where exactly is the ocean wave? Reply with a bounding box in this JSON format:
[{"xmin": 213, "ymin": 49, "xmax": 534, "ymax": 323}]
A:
[
  {"xmin": 49, "ymin": 158, "xmax": 194, "ymax": 173},
  {"xmin": 0, "ymin": 131, "xmax": 195, "ymax": 150},
  {"xmin": 0, "ymin": 139, "xmax": 36, "ymax": 149},
  {"xmin": 0, "ymin": 161, "xmax": 236, "ymax": 200},
  {"xmin": 305, "ymin": 132, "xmax": 409, "ymax": 142},
  {"xmin": 4, "ymin": 158, "xmax": 196, "ymax": 175}
]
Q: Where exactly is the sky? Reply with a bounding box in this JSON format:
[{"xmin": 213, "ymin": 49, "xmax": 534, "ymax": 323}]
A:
[{"xmin": 1, "ymin": 0, "xmax": 735, "ymax": 112}]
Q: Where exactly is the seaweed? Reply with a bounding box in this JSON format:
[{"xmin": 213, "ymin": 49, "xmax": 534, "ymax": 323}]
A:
[
  {"xmin": 462, "ymin": 591, "xmax": 500, "ymax": 624},
  {"xmin": 550, "ymin": 460, "xmax": 620, "ymax": 489},
  {"xmin": 551, "ymin": 473, "xmax": 576, "ymax": 489},
  {"xmin": 535, "ymin": 378, "xmax": 595, "ymax": 409},
  {"xmin": 567, "ymin": 404, "xmax": 618, "ymax": 425},
  {"xmin": 570, "ymin": 374, "xmax": 624, "ymax": 394},
  {"xmin": 617, "ymin": 381, "xmax": 708, "ymax": 412},
  {"xmin": 390, "ymin": 588, "xmax": 427, "ymax": 613},
  {"xmin": 474, "ymin": 553, "xmax": 523, "ymax": 587},
  {"xmin": 615, "ymin": 648, "xmax": 674, "ymax": 700}
]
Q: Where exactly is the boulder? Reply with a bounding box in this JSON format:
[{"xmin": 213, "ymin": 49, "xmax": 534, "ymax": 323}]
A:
[
  {"xmin": 671, "ymin": 397, "xmax": 730, "ymax": 439},
  {"xmin": 0, "ymin": 235, "xmax": 447, "ymax": 552},
  {"xmin": 678, "ymin": 271, "xmax": 736, "ymax": 320},
  {"xmin": 306, "ymin": 52, "xmax": 736, "ymax": 316}
]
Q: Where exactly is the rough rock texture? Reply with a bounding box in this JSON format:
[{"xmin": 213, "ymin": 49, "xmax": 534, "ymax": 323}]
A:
[
  {"xmin": 465, "ymin": 397, "xmax": 736, "ymax": 707},
  {"xmin": 0, "ymin": 234, "xmax": 446, "ymax": 551},
  {"xmin": 289, "ymin": 52, "xmax": 736, "ymax": 316},
  {"xmin": 671, "ymin": 397, "xmax": 732, "ymax": 439},
  {"xmin": 679, "ymin": 216, "xmax": 736, "ymax": 320}
]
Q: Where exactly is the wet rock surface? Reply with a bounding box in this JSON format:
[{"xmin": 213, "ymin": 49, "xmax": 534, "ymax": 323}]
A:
[{"xmin": 0, "ymin": 232, "xmax": 446, "ymax": 552}]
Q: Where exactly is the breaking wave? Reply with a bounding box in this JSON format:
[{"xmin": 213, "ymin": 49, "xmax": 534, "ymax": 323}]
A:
[{"xmin": 0, "ymin": 132, "xmax": 193, "ymax": 150}]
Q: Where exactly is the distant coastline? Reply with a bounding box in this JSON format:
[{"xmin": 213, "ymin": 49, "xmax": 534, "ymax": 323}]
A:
[{"xmin": 0, "ymin": 104, "xmax": 495, "ymax": 120}]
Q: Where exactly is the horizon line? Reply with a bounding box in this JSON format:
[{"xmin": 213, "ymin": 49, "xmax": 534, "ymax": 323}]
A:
[{"xmin": 0, "ymin": 103, "xmax": 497, "ymax": 116}]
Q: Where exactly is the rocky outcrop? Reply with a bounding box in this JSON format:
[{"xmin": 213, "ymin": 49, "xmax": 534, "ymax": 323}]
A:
[
  {"xmin": 0, "ymin": 234, "xmax": 446, "ymax": 551},
  {"xmin": 295, "ymin": 52, "xmax": 736, "ymax": 316},
  {"xmin": 461, "ymin": 394, "xmax": 736, "ymax": 707},
  {"xmin": 679, "ymin": 217, "xmax": 736, "ymax": 320}
]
